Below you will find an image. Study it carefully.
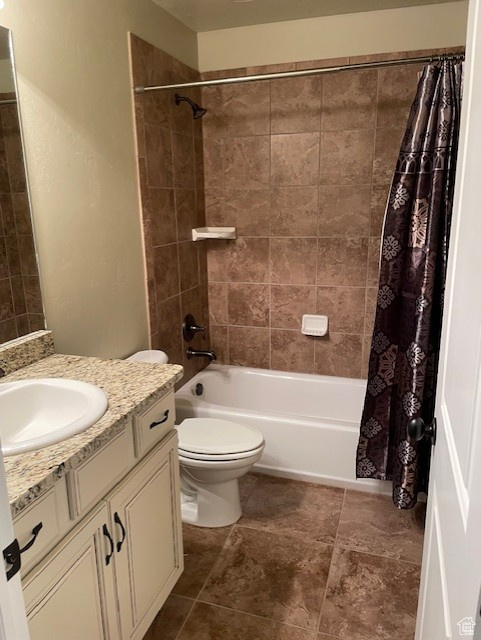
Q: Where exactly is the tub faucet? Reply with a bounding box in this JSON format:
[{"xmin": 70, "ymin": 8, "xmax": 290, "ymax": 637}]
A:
[{"xmin": 186, "ymin": 347, "xmax": 217, "ymax": 362}]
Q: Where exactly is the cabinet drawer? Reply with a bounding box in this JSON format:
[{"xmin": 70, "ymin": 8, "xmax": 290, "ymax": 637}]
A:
[
  {"xmin": 14, "ymin": 477, "xmax": 70, "ymax": 577},
  {"xmin": 133, "ymin": 391, "xmax": 175, "ymax": 457},
  {"xmin": 67, "ymin": 423, "xmax": 135, "ymax": 518}
]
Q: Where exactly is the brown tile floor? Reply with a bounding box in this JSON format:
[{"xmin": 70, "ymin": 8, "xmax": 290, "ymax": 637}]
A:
[{"xmin": 143, "ymin": 474, "xmax": 425, "ymax": 640}]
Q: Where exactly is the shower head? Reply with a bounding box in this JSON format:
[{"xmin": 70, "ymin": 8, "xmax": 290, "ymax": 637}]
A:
[{"xmin": 174, "ymin": 93, "xmax": 207, "ymax": 119}]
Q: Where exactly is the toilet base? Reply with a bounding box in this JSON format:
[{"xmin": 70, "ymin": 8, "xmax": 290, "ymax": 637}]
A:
[{"xmin": 180, "ymin": 477, "xmax": 242, "ymax": 528}]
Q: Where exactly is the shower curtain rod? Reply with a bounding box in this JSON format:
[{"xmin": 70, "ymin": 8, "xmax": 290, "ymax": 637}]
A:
[{"xmin": 134, "ymin": 53, "xmax": 464, "ymax": 94}]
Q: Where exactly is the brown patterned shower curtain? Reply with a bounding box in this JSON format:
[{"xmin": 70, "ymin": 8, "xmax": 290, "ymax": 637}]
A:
[{"xmin": 356, "ymin": 60, "xmax": 463, "ymax": 509}]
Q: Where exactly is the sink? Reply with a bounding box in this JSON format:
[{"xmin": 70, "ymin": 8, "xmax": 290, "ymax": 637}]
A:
[{"xmin": 0, "ymin": 378, "xmax": 109, "ymax": 456}]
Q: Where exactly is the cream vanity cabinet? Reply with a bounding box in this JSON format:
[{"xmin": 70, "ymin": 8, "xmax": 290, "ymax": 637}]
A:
[
  {"xmin": 23, "ymin": 502, "xmax": 118, "ymax": 640},
  {"xmin": 20, "ymin": 391, "xmax": 183, "ymax": 640},
  {"xmin": 109, "ymin": 431, "xmax": 182, "ymax": 639}
]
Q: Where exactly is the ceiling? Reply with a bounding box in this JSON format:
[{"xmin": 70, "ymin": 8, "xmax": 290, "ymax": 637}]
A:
[{"xmin": 153, "ymin": 0, "xmax": 461, "ymax": 32}]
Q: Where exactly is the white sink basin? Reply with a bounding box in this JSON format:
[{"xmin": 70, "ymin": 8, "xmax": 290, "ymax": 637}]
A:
[{"xmin": 0, "ymin": 378, "xmax": 109, "ymax": 456}]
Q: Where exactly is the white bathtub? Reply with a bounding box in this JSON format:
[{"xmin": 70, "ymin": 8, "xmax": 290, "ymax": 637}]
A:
[{"xmin": 175, "ymin": 364, "xmax": 389, "ymax": 494}]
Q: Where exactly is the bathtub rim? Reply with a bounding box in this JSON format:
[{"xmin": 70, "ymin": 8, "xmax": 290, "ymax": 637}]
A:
[
  {"xmin": 178, "ymin": 362, "xmax": 367, "ymax": 389},
  {"xmin": 176, "ymin": 363, "xmax": 367, "ymax": 428}
]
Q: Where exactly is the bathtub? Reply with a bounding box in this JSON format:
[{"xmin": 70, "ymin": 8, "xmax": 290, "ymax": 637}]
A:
[{"xmin": 175, "ymin": 364, "xmax": 389, "ymax": 494}]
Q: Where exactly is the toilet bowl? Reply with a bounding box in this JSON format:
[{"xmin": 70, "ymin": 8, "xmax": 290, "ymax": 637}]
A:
[{"xmin": 177, "ymin": 417, "xmax": 265, "ymax": 528}]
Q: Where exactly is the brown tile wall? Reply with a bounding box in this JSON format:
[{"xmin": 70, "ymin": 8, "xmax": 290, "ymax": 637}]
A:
[
  {"xmin": 0, "ymin": 94, "xmax": 44, "ymax": 343},
  {"xmin": 130, "ymin": 35, "xmax": 210, "ymax": 383},
  {"xmin": 203, "ymin": 47, "xmax": 463, "ymax": 379}
]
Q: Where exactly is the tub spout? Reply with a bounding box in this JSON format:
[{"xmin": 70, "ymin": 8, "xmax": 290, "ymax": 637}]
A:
[{"xmin": 186, "ymin": 347, "xmax": 217, "ymax": 361}]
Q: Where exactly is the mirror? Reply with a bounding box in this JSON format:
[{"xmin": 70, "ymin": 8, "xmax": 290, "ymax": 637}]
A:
[{"xmin": 0, "ymin": 26, "xmax": 45, "ymax": 343}]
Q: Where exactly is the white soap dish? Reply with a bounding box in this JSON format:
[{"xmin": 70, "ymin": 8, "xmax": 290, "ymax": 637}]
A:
[
  {"xmin": 192, "ymin": 227, "xmax": 236, "ymax": 241},
  {"xmin": 301, "ymin": 314, "xmax": 328, "ymax": 337}
]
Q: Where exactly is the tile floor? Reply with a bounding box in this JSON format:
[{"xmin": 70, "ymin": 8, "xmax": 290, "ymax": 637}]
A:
[{"xmin": 143, "ymin": 474, "xmax": 425, "ymax": 640}]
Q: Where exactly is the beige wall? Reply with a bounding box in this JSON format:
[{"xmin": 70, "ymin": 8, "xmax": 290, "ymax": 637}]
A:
[
  {"xmin": 0, "ymin": 0, "xmax": 197, "ymax": 357},
  {"xmin": 198, "ymin": 2, "xmax": 468, "ymax": 71}
]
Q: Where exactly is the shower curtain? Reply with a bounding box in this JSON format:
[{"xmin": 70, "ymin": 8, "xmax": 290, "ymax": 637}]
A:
[{"xmin": 356, "ymin": 59, "xmax": 463, "ymax": 509}]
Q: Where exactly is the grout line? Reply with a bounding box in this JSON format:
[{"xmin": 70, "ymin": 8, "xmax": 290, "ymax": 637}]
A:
[
  {"xmin": 174, "ymin": 523, "xmax": 236, "ymax": 640},
  {"xmin": 315, "ymin": 557, "xmax": 336, "ymax": 636},
  {"xmin": 332, "ymin": 542, "xmax": 423, "ymax": 567},
  {"xmin": 333, "ymin": 489, "xmax": 347, "ymax": 548},
  {"xmin": 192, "ymin": 599, "xmax": 319, "ymax": 633},
  {"xmin": 209, "ymin": 281, "xmax": 372, "ymax": 288},
  {"xmin": 233, "ymin": 522, "xmax": 336, "ymax": 550},
  {"xmin": 195, "ymin": 524, "xmax": 237, "ymax": 599},
  {"xmin": 205, "ymin": 281, "xmax": 370, "ymax": 288},
  {"xmin": 173, "ymin": 597, "xmax": 197, "ymax": 640},
  {"xmin": 315, "ymin": 488, "xmax": 346, "ymax": 636}
]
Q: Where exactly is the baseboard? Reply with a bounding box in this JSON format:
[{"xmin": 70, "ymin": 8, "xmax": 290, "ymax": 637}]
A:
[{"xmin": 253, "ymin": 463, "xmax": 393, "ymax": 495}]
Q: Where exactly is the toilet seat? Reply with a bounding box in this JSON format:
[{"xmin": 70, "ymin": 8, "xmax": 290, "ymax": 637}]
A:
[
  {"xmin": 177, "ymin": 418, "xmax": 264, "ymax": 458},
  {"xmin": 179, "ymin": 443, "xmax": 265, "ymax": 462}
]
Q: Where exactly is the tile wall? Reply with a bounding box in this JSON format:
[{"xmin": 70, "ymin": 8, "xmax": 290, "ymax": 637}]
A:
[
  {"xmin": 202, "ymin": 48, "xmax": 463, "ymax": 378},
  {"xmin": 0, "ymin": 95, "xmax": 44, "ymax": 342},
  {"xmin": 130, "ymin": 35, "xmax": 210, "ymax": 383}
]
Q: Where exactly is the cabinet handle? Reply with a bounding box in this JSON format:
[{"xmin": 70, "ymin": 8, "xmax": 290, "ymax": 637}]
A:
[
  {"xmin": 102, "ymin": 524, "xmax": 114, "ymax": 566},
  {"xmin": 19, "ymin": 522, "xmax": 43, "ymax": 555},
  {"xmin": 2, "ymin": 523, "xmax": 43, "ymax": 581},
  {"xmin": 150, "ymin": 409, "xmax": 169, "ymax": 429},
  {"xmin": 114, "ymin": 512, "xmax": 126, "ymax": 552}
]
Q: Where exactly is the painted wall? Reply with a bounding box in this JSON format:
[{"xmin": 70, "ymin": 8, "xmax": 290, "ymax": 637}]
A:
[
  {"xmin": 0, "ymin": 0, "xmax": 197, "ymax": 357},
  {"xmin": 198, "ymin": 2, "xmax": 468, "ymax": 71}
]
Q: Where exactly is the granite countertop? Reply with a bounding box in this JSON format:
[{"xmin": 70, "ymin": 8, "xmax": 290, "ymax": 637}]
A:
[{"xmin": 3, "ymin": 354, "xmax": 183, "ymax": 518}]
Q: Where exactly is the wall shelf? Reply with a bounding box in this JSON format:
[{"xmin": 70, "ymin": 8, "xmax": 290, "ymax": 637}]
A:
[{"xmin": 192, "ymin": 227, "xmax": 236, "ymax": 241}]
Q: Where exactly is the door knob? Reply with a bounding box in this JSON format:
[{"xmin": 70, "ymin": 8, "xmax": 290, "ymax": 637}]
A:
[{"xmin": 408, "ymin": 417, "xmax": 437, "ymax": 445}]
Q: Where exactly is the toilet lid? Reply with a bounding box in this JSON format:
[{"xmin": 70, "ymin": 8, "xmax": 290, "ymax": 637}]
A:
[{"xmin": 177, "ymin": 418, "xmax": 264, "ymax": 455}]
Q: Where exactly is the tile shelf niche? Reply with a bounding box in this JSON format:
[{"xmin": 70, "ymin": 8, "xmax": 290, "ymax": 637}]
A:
[{"xmin": 192, "ymin": 227, "xmax": 236, "ymax": 241}]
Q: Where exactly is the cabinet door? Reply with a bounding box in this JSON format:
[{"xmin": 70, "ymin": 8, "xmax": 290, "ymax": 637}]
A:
[
  {"xmin": 109, "ymin": 430, "xmax": 183, "ymax": 640},
  {"xmin": 23, "ymin": 502, "xmax": 119, "ymax": 640}
]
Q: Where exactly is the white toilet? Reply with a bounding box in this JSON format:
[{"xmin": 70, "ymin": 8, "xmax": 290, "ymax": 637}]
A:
[{"xmin": 177, "ymin": 417, "xmax": 265, "ymax": 528}]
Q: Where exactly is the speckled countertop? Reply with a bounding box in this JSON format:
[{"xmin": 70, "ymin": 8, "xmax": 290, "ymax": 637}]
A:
[{"xmin": 3, "ymin": 354, "xmax": 183, "ymax": 518}]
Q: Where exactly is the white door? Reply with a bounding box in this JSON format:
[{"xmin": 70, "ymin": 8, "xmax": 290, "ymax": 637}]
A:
[
  {"xmin": 415, "ymin": 1, "xmax": 481, "ymax": 638},
  {"xmin": 0, "ymin": 450, "xmax": 30, "ymax": 640}
]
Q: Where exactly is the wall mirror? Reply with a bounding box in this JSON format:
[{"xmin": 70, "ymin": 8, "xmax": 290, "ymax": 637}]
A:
[{"xmin": 0, "ymin": 25, "xmax": 44, "ymax": 344}]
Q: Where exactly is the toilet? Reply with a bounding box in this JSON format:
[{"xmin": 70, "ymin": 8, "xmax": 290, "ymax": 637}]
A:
[
  {"xmin": 177, "ymin": 418, "xmax": 265, "ymax": 528},
  {"xmin": 126, "ymin": 351, "xmax": 265, "ymax": 528}
]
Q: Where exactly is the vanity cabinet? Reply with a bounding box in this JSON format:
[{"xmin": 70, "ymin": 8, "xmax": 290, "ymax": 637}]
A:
[
  {"xmin": 20, "ymin": 392, "xmax": 183, "ymax": 640},
  {"xmin": 22, "ymin": 502, "xmax": 118, "ymax": 640},
  {"xmin": 109, "ymin": 431, "xmax": 182, "ymax": 640}
]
